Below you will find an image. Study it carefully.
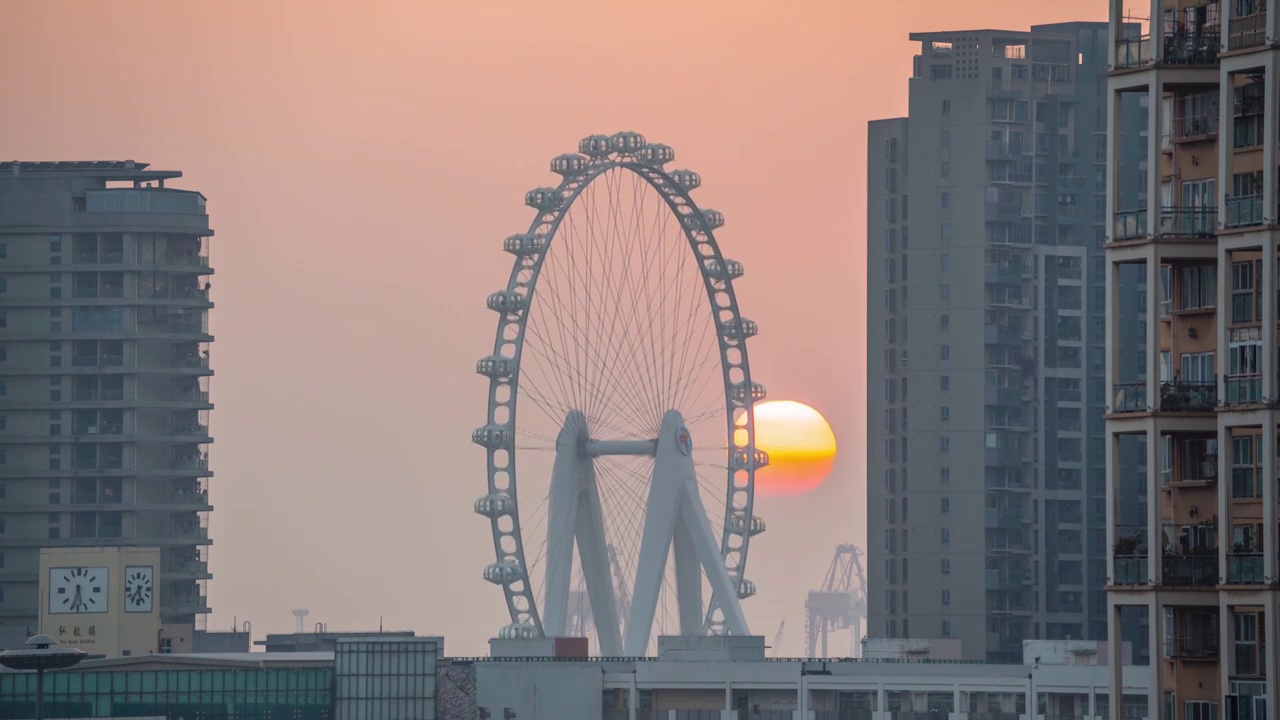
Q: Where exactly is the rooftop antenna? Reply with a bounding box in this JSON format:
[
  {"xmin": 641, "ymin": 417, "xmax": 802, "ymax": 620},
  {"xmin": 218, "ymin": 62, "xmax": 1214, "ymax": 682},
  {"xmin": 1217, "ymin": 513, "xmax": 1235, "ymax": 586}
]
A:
[{"xmin": 292, "ymin": 609, "xmax": 310, "ymax": 634}]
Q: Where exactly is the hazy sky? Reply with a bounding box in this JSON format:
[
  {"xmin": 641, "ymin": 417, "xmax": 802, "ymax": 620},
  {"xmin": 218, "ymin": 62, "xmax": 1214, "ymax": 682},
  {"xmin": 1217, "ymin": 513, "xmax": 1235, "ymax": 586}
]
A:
[{"xmin": 1, "ymin": 0, "xmax": 1102, "ymax": 656}]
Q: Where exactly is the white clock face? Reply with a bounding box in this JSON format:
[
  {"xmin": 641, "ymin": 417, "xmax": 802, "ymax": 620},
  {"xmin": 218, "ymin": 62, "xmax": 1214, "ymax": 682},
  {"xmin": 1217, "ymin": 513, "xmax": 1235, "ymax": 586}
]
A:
[
  {"xmin": 48, "ymin": 567, "xmax": 109, "ymax": 614},
  {"xmin": 123, "ymin": 566, "xmax": 154, "ymax": 613}
]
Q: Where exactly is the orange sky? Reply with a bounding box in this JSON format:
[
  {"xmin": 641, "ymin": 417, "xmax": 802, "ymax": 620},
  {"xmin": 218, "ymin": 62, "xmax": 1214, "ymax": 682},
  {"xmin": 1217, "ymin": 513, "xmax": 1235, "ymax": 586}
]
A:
[{"xmin": 0, "ymin": 0, "xmax": 1104, "ymax": 655}]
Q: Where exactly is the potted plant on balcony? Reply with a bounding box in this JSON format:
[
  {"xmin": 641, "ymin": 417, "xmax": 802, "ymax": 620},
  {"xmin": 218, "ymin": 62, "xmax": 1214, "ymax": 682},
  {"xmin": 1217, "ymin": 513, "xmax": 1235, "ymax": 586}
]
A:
[{"xmin": 1114, "ymin": 535, "xmax": 1141, "ymax": 556}]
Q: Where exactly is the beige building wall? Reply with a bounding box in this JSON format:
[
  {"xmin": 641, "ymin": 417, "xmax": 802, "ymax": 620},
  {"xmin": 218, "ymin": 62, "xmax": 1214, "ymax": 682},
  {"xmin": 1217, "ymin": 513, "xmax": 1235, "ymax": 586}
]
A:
[{"xmin": 39, "ymin": 546, "xmax": 162, "ymax": 657}]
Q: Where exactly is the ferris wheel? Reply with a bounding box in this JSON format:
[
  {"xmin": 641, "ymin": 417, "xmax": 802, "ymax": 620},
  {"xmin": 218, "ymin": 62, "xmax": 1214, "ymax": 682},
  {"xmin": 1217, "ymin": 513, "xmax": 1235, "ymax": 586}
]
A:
[{"xmin": 473, "ymin": 132, "xmax": 768, "ymax": 656}]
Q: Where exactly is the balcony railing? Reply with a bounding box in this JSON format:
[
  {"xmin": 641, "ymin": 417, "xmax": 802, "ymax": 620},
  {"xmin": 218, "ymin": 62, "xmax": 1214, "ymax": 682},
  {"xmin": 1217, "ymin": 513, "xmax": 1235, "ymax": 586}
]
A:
[
  {"xmin": 1229, "ymin": 11, "xmax": 1267, "ymax": 50},
  {"xmin": 72, "ymin": 354, "xmax": 124, "ymax": 368},
  {"xmin": 1225, "ymin": 374, "xmax": 1263, "ymax": 404},
  {"xmin": 1160, "ymin": 381, "xmax": 1217, "ymax": 411},
  {"xmin": 1227, "ymin": 552, "xmax": 1265, "ymax": 583},
  {"xmin": 1116, "ymin": 35, "xmax": 1152, "ymax": 68},
  {"xmin": 1113, "ymin": 209, "xmax": 1148, "ymax": 240},
  {"xmin": 72, "ymin": 389, "xmax": 125, "ymax": 402},
  {"xmin": 72, "ymin": 423, "xmax": 124, "ymax": 436},
  {"xmin": 1163, "ymin": 27, "xmax": 1221, "ymax": 64},
  {"xmin": 1166, "ymin": 629, "xmax": 1220, "ymax": 659},
  {"xmin": 1114, "ymin": 555, "xmax": 1150, "ymax": 585},
  {"xmin": 1112, "ymin": 383, "xmax": 1148, "ymax": 412},
  {"xmin": 1226, "ymin": 194, "xmax": 1265, "ymax": 228},
  {"xmin": 1160, "ymin": 207, "xmax": 1217, "ymax": 237},
  {"xmin": 1162, "ymin": 554, "xmax": 1219, "ymax": 587},
  {"xmin": 172, "ymin": 422, "xmax": 209, "ymax": 437}
]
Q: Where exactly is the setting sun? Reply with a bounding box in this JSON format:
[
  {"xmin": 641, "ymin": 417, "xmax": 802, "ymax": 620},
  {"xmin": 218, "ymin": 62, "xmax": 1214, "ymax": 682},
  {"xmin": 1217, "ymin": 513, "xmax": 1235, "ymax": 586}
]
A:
[{"xmin": 736, "ymin": 400, "xmax": 837, "ymax": 497}]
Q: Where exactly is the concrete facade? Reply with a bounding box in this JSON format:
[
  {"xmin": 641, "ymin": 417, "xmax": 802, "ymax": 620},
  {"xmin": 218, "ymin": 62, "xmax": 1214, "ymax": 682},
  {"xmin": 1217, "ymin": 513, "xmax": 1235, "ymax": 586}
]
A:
[
  {"xmin": 1103, "ymin": 0, "xmax": 1280, "ymax": 718},
  {"xmin": 0, "ymin": 161, "xmax": 215, "ymax": 635},
  {"xmin": 868, "ymin": 24, "xmax": 1144, "ymax": 662}
]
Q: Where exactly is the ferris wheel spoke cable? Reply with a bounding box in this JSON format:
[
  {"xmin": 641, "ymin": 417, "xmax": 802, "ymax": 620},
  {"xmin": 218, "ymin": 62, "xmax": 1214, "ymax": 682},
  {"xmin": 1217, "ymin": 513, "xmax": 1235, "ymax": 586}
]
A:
[{"xmin": 533, "ymin": 236, "xmax": 655, "ymax": 438}]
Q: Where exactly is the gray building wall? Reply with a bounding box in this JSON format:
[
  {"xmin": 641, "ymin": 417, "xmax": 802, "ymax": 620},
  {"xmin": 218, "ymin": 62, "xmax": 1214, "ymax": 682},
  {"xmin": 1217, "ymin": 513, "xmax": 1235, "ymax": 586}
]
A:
[
  {"xmin": 867, "ymin": 24, "xmax": 1144, "ymax": 662},
  {"xmin": 0, "ymin": 161, "xmax": 215, "ymax": 633}
]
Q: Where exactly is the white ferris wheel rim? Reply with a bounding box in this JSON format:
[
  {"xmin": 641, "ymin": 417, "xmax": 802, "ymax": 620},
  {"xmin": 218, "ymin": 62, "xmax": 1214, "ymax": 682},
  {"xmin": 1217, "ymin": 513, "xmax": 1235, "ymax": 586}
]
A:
[{"xmin": 474, "ymin": 132, "xmax": 766, "ymax": 649}]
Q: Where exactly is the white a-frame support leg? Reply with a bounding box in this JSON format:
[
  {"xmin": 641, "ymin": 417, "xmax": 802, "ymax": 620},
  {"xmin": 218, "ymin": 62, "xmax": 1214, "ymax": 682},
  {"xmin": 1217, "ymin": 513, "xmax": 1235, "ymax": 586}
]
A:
[
  {"xmin": 625, "ymin": 410, "xmax": 750, "ymax": 655},
  {"xmin": 543, "ymin": 411, "xmax": 623, "ymax": 656}
]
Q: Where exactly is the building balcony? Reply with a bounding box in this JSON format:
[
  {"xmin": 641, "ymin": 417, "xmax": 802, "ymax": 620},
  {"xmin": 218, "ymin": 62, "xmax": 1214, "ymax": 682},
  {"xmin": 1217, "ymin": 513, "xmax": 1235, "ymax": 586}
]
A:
[
  {"xmin": 1226, "ymin": 552, "xmax": 1265, "ymax": 584},
  {"xmin": 71, "ymin": 389, "xmax": 125, "ymax": 402},
  {"xmin": 1225, "ymin": 374, "xmax": 1263, "ymax": 405},
  {"xmin": 1226, "ymin": 194, "xmax": 1265, "ymax": 228},
  {"xmin": 1111, "ymin": 207, "xmax": 1218, "ymax": 240},
  {"xmin": 163, "ymin": 559, "xmax": 210, "ymax": 577},
  {"xmin": 985, "ymin": 507, "xmax": 1028, "ymax": 529},
  {"xmin": 1165, "ymin": 628, "xmax": 1219, "ymax": 660},
  {"xmin": 1228, "ymin": 11, "xmax": 1267, "ymax": 50},
  {"xmin": 71, "ymin": 423, "xmax": 125, "ymax": 436},
  {"xmin": 162, "ymin": 593, "xmax": 210, "ymax": 615},
  {"xmin": 1162, "ymin": 554, "xmax": 1219, "ymax": 587},
  {"xmin": 1112, "ymin": 382, "xmax": 1148, "ymax": 413},
  {"xmin": 71, "ymin": 251, "xmax": 125, "ymax": 265},
  {"xmin": 1114, "ymin": 555, "xmax": 1150, "ymax": 586},
  {"xmin": 171, "ymin": 422, "xmax": 210, "ymax": 438},
  {"xmin": 1160, "ymin": 381, "xmax": 1217, "ymax": 411},
  {"xmin": 1115, "ymin": 35, "xmax": 1152, "ymax": 69},
  {"xmin": 1162, "ymin": 27, "xmax": 1221, "ymax": 65},
  {"xmin": 72, "ymin": 354, "xmax": 125, "ymax": 368}
]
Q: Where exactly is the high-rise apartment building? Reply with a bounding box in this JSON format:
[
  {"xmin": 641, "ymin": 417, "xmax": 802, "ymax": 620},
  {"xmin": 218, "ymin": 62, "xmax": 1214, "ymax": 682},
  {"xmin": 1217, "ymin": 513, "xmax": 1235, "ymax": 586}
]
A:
[
  {"xmin": 1104, "ymin": 0, "xmax": 1280, "ymax": 717},
  {"xmin": 0, "ymin": 161, "xmax": 214, "ymax": 633},
  {"xmin": 868, "ymin": 23, "xmax": 1145, "ymax": 662}
]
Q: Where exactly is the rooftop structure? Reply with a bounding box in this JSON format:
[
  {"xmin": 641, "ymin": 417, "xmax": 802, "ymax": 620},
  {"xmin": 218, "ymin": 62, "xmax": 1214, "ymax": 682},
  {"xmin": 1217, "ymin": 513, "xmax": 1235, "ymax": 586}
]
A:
[{"xmin": 0, "ymin": 637, "xmax": 1152, "ymax": 720}]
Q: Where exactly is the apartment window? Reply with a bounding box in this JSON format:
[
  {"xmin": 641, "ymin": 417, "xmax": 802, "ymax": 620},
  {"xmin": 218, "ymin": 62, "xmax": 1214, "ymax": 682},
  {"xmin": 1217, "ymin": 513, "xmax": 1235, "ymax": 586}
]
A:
[
  {"xmin": 0, "ymin": 243, "xmax": 6, "ymax": 259},
  {"xmin": 886, "ymin": 137, "xmax": 898, "ymax": 163},
  {"xmin": 942, "ymin": 620, "xmax": 952, "ymax": 637},
  {"xmin": 941, "ymin": 130, "xmax": 950, "ymax": 147},
  {"xmin": 885, "ymin": 168, "xmax": 898, "ymax": 193},
  {"xmin": 941, "ymin": 436, "xmax": 950, "ymax": 452},
  {"xmin": 1179, "ymin": 265, "xmax": 1216, "ymax": 310},
  {"xmin": 940, "ymin": 253, "xmax": 951, "ymax": 271},
  {"xmin": 940, "ymin": 314, "xmax": 950, "ymax": 331},
  {"xmin": 942, "ymin": 99, "xmax": 951, "ymax": 114},
  {"xmin": 940, "ymin": 376, "xmax": 950, "ymax": 391},
  {"xmin": 941, "ymin": 558, "xmax": 951, "ymax": 574},
  {"xmin": 940, "ymin": 344, "xmax": 950, "ymax": 360},
  {"xmin": 0, "ymin": 415, "xmax": 5, "ymax": 431},
  {"xmin": 940, "ymin": 192, "xmax": 950, "ymax": 209},
  {"xmin": 941, "ymin": 161, "xmax": 950, "ymax": 178},
  {"xmin": 941, "ymin": 497, "xmax": 950, "ymax": 513},
  {"xmin": 941, "ymin": 528, "xmax": 951, "ymax": 544},
  {"xmin": 941, "ymin": 406, "xmax": 950, "ymax": 421},
  {"xmin": 1184, "ymin": 702, "xmax": 1219, "ymax": 720},
  {"xmin": 1234, "ymin": 612, "xmax": 1263, "ymax": 677},
  {"xmin": 0, "ymin": 312, "xmax": 6, "ymax": 329},
  {"xmin": 1228, "ymin": 327, "xmax": 1262, "ymax": 403},
  {"xmin": 941, "ymin": 223, "xmax": 951, "ymax": 243},
  {"xmin": 942, "ymin": 590, "xmax": 951, "ymax": 606},
  {"xmin": 0, "ymin": 380, "xmax": 5, "ymax": 397},
  {"xmin": 1181, "ymin": 351, "xmax": 1216, "ymax": 383},
  {"xmin": 940, "ymin": 467, "xmax": 950, "ymax": 483},
  {"xmin": 1232, "ymin": 435, "xmax": 1260, "ymax": 498},
  {"xmin": 1232, "ymin": 260, "xmax": 1259, "ymax": 323}
]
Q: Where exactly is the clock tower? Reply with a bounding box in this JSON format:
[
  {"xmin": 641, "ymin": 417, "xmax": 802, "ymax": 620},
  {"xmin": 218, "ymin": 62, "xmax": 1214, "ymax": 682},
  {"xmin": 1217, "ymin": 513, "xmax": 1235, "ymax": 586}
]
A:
[{"xmin": 38, "ymin": 547, "xmax": 163, "ymax": 657}]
